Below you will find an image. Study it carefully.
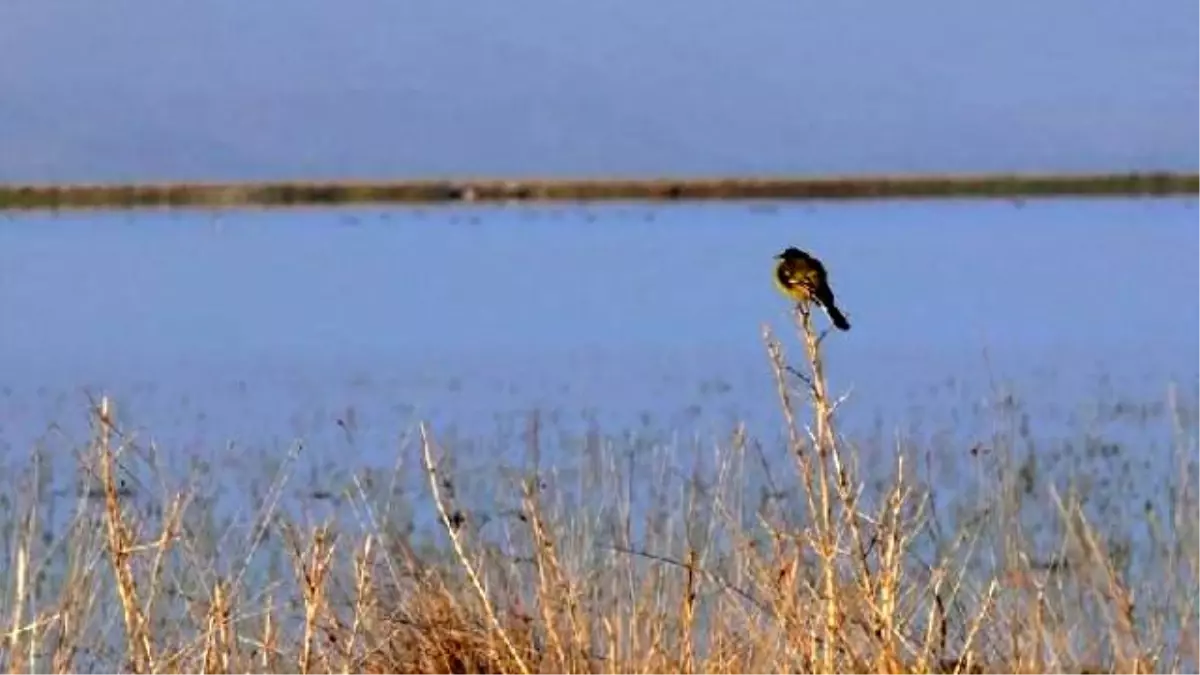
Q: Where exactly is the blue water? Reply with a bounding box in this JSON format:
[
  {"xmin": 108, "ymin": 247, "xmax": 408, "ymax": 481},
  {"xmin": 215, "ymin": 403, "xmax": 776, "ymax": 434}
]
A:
[
  {"xmin": 3, "ymin": 198, "xmax": 1195, "ymax": 383},
  {"xmin": 0, "ymin": 199, "xmax": 1195, "ymax": 544}
]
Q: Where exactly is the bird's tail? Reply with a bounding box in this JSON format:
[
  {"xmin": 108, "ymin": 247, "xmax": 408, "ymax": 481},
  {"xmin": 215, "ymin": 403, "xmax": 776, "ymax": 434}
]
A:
[{"xmin": 822, "ymin": 302, "xmax": 851, "ymax": 331}]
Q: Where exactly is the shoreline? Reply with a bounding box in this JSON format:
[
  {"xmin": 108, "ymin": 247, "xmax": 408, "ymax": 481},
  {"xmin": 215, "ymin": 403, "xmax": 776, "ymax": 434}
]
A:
[{"xmin": 1, "ymin": 171, "xmax": 1195, "ymax": 211}]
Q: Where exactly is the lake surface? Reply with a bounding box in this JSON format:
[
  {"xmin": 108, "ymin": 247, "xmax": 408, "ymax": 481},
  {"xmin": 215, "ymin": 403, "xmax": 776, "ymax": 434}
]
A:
[{"xmin": 0, "ymin": 199, "xmax": 1195, "ymax": 546}]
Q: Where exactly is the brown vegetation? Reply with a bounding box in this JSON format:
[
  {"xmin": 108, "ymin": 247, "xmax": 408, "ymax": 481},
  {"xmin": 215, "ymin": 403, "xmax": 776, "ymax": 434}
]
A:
[
  {"xmin": 0, "ymin": 172, "xmax": 1196, "ymax": 211},
  {"xmin": 0, "ymin": 310, "xmax": 1195, "ymax": 673}
]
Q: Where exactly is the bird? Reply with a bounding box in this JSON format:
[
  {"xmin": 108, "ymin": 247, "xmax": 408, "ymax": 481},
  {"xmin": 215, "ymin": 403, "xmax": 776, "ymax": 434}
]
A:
[{"xmin": 773, "ymin": 247, "xmax": 851, "ymax": 331}]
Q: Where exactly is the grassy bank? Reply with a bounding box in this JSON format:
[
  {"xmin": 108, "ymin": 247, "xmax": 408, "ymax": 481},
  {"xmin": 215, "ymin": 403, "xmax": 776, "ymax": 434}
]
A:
[
  {"xmin": 1, "ymin": 313, "xmax": 1196, "ymax": 673},
  {"xmin": 0, "ymin": 171, "xmax": 1196, "ymax": 211}
]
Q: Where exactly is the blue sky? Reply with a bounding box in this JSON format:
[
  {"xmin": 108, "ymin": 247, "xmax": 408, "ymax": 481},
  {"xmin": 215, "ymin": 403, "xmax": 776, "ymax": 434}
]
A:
[{"xmin": 0, "ymin": 1, "xmax": 1195, "ymax": 181}]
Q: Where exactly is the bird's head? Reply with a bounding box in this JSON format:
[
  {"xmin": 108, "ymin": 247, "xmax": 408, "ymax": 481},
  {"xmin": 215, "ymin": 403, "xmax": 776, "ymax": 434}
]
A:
[{"xmin": 775, "ymin": 247, "xmax": 805, "ymax": 260}]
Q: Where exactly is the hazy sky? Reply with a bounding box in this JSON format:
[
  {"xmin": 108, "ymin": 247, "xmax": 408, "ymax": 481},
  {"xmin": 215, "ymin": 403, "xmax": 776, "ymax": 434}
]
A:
[{"xmin": 0, "ymin": 1, "xmax": 1196, "ymax": 181}]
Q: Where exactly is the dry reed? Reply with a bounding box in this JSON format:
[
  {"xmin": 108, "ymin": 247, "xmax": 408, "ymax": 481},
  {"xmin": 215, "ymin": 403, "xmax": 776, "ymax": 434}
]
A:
[{"xmin": 0, "ymin": 310, "xmax": 1194, "ymax": 674}]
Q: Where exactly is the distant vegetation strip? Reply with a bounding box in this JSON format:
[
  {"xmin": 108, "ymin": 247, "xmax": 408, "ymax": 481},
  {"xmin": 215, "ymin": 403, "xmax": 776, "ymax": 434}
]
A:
[{"xmin": 0, "ymin": 171, "xmax": 1195, "ymax": 210}]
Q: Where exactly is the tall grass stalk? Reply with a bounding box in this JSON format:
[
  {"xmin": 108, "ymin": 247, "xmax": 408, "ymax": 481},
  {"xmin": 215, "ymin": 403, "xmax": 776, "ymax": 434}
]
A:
[{"xmin": 0, "ymin": 313, "xmax": 1194, "ymax": 673}]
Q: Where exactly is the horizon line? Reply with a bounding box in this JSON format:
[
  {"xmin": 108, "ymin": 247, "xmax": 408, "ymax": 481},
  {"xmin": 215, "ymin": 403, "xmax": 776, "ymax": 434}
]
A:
[{"xmin": 1, "ymin": 170, "xmax": 1195, "ymax": 211}]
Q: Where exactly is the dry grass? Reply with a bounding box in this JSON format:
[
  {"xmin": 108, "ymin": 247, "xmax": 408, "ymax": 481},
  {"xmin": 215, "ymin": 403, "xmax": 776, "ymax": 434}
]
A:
[
  {"xmin": 0, "ymin": 310, "xmax": 1195, "ymax": 673},
  {"xmin": 0, "ymin": 171, "xmax": 1196, "ymax": 211}
]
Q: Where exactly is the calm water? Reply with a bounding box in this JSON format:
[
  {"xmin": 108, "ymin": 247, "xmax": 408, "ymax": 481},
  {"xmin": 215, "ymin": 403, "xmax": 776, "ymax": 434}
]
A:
[{"xmin": 0, "ymin": 199, "xmax": 1196, "ymax": 536}]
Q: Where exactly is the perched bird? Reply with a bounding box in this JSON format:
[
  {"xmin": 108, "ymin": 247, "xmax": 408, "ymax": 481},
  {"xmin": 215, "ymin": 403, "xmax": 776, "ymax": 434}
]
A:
[{"xmin": 773, "ymin": 247, "xmax": 851, "ymax": 331}]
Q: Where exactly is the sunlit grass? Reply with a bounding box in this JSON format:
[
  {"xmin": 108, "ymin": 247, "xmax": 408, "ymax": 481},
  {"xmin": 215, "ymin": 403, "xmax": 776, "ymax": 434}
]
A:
[{"xmin": 0, "ymin": 312, "xmax": 1195, "ymax": 673}]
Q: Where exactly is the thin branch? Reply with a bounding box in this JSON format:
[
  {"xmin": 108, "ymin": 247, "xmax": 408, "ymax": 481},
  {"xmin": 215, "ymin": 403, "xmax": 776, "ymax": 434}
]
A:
[{"xmin": 419, "ymin": 422, "xmax": 531, "ymax": 675}]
